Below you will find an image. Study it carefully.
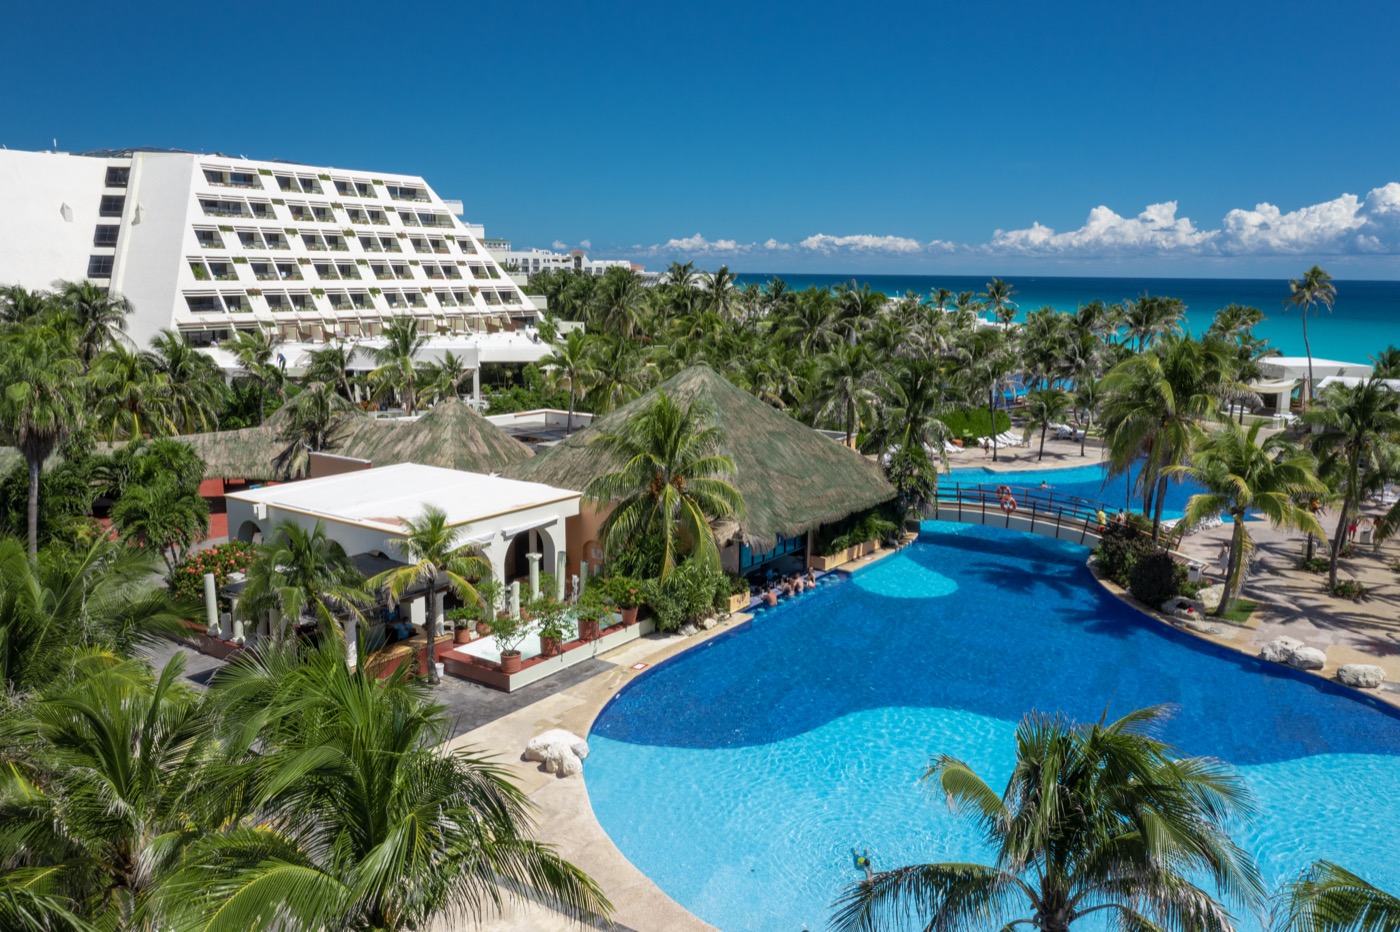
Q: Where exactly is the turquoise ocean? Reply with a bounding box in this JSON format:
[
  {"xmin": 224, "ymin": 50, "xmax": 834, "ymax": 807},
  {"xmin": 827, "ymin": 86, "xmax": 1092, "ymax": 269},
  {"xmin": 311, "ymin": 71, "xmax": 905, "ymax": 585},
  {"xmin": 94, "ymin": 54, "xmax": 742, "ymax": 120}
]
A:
[{"xmin": 732, "ymin": 273, "xmax": 1400, "ymax": 363}]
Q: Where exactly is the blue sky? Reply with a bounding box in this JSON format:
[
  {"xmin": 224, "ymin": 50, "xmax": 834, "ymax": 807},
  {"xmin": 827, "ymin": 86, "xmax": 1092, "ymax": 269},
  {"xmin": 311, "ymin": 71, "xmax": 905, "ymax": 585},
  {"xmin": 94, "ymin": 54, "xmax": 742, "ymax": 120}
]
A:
[{"xmin": 6, "ymin": 0, "xmax": 1400, "ymax": 277}]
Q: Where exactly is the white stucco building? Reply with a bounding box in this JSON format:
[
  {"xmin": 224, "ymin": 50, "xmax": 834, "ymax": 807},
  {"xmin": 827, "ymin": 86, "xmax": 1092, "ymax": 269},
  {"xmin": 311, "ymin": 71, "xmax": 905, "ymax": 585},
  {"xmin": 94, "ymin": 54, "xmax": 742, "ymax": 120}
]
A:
[
  {"xmin": 483, "ymin": 239, "xmax": 640, "ymax": 279},
  {"xmin": 225, "ymin": 463, "xmax": 580, "ymax": 590},
  {"xmin": 0, "ymin": 147, "xmax": 551, "ymax": 371}
]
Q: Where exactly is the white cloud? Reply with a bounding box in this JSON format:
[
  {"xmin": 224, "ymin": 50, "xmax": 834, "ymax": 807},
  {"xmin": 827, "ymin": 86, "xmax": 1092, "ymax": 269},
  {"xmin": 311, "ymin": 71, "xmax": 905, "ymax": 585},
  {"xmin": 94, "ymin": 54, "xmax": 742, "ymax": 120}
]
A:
[
  {"xmin": 579, "ymin": 238, "xmax": 592, "ymax": 250},
  {"xmin": 551, "ymin": 240, "xmax": 567, "ymax": 250},
  {"xmin": 617, "ymin": 183, "xmax": 1400, "ymax": 266},
  {"xmin": 799, "ymin": 233, "xmax": 925, "ymax": 254}
]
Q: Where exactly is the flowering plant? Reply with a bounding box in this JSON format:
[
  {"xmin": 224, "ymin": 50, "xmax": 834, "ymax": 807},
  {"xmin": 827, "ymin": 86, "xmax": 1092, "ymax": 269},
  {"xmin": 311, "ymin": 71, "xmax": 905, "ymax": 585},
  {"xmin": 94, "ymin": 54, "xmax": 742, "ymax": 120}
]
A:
[{"xmin": 169, "ymin": 541, "xmax": 259, "ymax": 605}]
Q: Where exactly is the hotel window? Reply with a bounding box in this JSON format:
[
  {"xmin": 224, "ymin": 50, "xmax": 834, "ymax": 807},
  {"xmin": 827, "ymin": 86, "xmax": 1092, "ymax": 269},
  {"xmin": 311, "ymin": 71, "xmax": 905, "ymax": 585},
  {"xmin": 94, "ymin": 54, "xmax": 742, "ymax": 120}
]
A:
[
  {"xmin": 194, "ymin": 228, "xmax": 223, "ymax": 249},
  {"xmin": 337, "ymin": 262, "xmax": 360, "ymax": 279},
  {"xmin": 313, "ymin": 262, "xmax": 339, "ymax": 280},
  {"xmin": 185, "ymin": 294, "xmax": 222, "ymax": 314},
  {"xmin": 248, "ymin": 201, "xmax": 274, "ymax": 219},
  {"xmin": 358, "ymin": 235, "xmax": 381, "ymax": 252},
  {"xmin": 237, "ymin": 230, "xmax": 266, "ymax": 249},
  {"xmin": 93, "ymin": 225, "xmax": 120, "ymax": 247},
  {"xmin": 99, "ymin": 195, "xmax": 125, "ymax": 217},
  {"xmin": 298, "ymin": 176, "xmax": 323, "ymax": 195},
  {"xmin": 86, "ymin": 256, "xmax": 114, "ymax": 277},
  {"xmin": 104, "ymin": 166, "xmax": 130, "ymax": 188}
]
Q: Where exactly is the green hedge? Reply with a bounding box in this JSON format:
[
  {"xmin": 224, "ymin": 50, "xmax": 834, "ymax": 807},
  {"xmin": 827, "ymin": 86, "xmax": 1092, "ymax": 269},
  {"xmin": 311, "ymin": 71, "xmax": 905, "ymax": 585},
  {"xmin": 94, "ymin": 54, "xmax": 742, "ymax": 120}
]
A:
[{"xmin": 940, "ymin": 408, "xmax": 1011, "ymax": 439}]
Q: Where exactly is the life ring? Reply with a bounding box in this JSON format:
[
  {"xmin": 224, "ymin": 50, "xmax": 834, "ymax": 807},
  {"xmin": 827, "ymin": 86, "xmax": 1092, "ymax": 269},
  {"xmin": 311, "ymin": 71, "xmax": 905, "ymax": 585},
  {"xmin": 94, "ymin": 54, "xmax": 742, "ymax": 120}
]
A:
[
  {"xmin": 995, "ymin": 485, "xmax": 1012, "ymax": 502},
  {"xmin": 1000, "ymin": 496, "xmax": 1017, "ymax": 515}
]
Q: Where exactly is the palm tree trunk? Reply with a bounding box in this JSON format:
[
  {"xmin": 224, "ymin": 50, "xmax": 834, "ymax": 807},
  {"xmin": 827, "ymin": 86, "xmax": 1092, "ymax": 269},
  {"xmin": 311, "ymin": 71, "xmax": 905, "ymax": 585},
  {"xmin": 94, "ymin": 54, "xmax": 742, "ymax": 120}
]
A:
[
  {"xmin": 1079, "ymin": 416, "xmax": 1089, "ymax": 457},
  {"xmin": 1151, "ymin": 473, "xmax": 1169, "ymax": 540},
  {"xmin": 26, "ymin": 456, "xmax": 40, "ymax": 556},
  {"xmin": 1328, "ymin": 500, "xmax": 1350, "ymax": 590},
  {"xmin": 1038, "ymin": 423, "xmax": 1047, "ymax": 461},
  {"xmin": 566, "ymin": 389, "xmax": 576, "ymax": 432},
  {"xmin": 428, "ymin": 588, "xmax": 442, "ymax": 685},
  {"xmin": 1218, "ymin": 517, "xmax": 1246, "ymax": 616},
  {"xmin": 988, "ymin": 386, "xmax": 998, "ymax": 463},
  {"xmin": 1302, "ymin": 313, "xmax": 1313, "ymax": 410},
  {"xmin": 406, "ymin": 369, "xmax": 416, "ymax": 416}
]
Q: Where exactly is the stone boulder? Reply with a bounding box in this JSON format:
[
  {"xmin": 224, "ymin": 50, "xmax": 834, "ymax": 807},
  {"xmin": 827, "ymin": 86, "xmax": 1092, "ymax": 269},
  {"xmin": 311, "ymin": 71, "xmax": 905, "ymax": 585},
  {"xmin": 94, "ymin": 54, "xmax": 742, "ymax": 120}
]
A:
[
  {"xmin": 1287, "ymin": 646, "xmax": 1327, "ymax": 671},
  {"xmin": 1261, "ymin": 636, "xmax": 1304, "ymax": 664},
  {"xmin": 1337, "ymin": 664, "xmax": 1386, "ymax": 689},
  {"xmin": 524, "ymin": 729, "xmax": 590, "ymax": 777},
  {"xmin": 1160, "ymin": 596, "xmax": 1205, "ymax": 619},
  {"xmin": 1197, "ymin": 584, "xmax": 1225, "ymax": 615}
]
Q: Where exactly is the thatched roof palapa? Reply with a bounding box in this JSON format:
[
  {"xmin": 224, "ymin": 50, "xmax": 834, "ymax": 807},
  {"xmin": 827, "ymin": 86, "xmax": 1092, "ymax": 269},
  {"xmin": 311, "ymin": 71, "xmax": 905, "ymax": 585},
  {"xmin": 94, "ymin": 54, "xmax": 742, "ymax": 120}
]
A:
[
  {"xmin": 176, "ymin": 398, "xmax": 533, "ymax": 481},
  {"xmin": 511, "ymin": 365, "xmax": 894, "ymax": 548}
]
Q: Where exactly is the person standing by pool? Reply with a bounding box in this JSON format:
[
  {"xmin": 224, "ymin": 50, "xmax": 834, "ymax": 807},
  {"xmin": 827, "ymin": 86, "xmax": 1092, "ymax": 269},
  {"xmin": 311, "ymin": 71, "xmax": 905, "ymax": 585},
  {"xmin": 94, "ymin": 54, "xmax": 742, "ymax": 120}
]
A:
[{"xmin": 1096, "ymin": 508, "xmax": 1107, "ymax": 531}]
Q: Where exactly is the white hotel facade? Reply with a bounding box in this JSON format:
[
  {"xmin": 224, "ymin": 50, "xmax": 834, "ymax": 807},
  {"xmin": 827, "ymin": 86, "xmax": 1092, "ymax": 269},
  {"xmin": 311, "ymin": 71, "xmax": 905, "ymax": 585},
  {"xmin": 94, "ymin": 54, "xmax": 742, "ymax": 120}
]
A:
[{"xmin": 0, "ymin": 147, "xmax": 553, "ymax": 376}]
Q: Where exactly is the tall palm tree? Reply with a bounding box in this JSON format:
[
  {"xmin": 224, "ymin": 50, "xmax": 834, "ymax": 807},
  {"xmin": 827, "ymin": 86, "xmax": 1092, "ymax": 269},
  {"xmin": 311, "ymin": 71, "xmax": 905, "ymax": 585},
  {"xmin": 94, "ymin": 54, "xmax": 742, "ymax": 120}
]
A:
[
  {"xmin": 0, "ymin": 322, "xmax": 85, "ymax": 554},
  {"xmin": 415, "ymin": 349, "xmax": 473, "ymax": 408},
  {"xmin": 1072, "ymin": 376, "xmax": 1102, "ymax": 457},
  {"xmin": 954, "ymin": 327, "xmax": 1015, "ymax": 462},
  {"xmin": 303, "ymin": 340, "xmax": 358, "ymax": 398},
  {"xmin": 700, "ymin": 265, "xmax": 740, "ymax": 321},
  {"xmin": 89, "ymin": 343, "xmax": 173, "ymax": 440},
  {"xmin": 1301, "ymin": 376, "xmax": 1400, "ymax": 588},
  {"xmin": 1371, "ymin": 344, "xmax": 1400, "ymax": 379},
  {"xmin": 237, "ymin": 520, "xmax": 370, "ymax": 645},
  {"xmin": 831, "ymin": 281, "xmax": 886, "ymax": 345},
  {"xmin": 585, "ymin": 334, "xmax": 650, "ymax": 414},
  {"xmin": 591, "ymin": 267, "xmax": 647, "ymax": 338},
  {"xmin": 158, "ymin": 642, "xmax": 610, "ymax": 930},
  {"xmin": 369, "ymin": 505, "xmax": 490, "ymax": 686},
  {"xmin": 1284, "ymin": 265, "xmax": 1336, "ymax": 409},
  {"xmin": 540, "ymin": 329, "xmax": 596, "ymax": 431},
  {"xmin": 1281, "ymin": 861, "xmax": 1400, "ymax": 931},
  {"xmin": 370, "ymin": 315, "xmax": 428, "ymax": 415},
  {"xmin": 584, "ymin": 391, "xmax": 744, "ymax": 579},
  {"xmin": 1121, "ymin": 294, "xmax": 1185, "ymax": 353},
  {"xmin": 982, "ymin": 277, "xmax": 1018, "ymax": 326},
  {"xmin": 1173, "ymin": 421, "xmax": 1326, "ymax": 614},
  {"xmin": 1022, "ymin": 387, "xmax": 1072, "ymax": 461},
  {"xmin": 830, "ymin": 705, "xmax": 1264, "ymax": 932},
  {"xmin": 55, "ymin": 279, "xmax": 133, "ymax": 368},
  {"xmin": 1099, "ymin": 334, "xmax": 1235, "ymax": 538},
  {"xmin": 142, "ymin": 328, "xmax": 224, "ymax": 433},
  {"xmin": 277, "ymin": 381, "xmax": 358, "ymax": 475},
  {"xmin": 0, "ymin": 284, "xmax": 56, "ymax": 325},
  {"xmin": 228, "ymin": 327, "xmax": 284, "ymax": 424},
  {"xmin": 811, "ymin": 343, "xmax": 887, "ymax": 446}
]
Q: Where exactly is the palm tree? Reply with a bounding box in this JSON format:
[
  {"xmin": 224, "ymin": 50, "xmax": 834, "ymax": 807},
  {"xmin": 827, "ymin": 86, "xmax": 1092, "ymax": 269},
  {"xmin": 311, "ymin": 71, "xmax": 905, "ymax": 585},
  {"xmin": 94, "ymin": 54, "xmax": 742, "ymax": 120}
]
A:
[
  {"xmin": 585, "ymin": 334, "xmax": 650, "ymax": 414},
  {"xmin": 276, "ymin": 381, "xmax": 358, "ymax": 475},
  {"xmin": 0, "ymin": 322, "xmax": 85, "ymax": 554},
  {"xmin": 1173, "ymin": 422, "xmax": 1326, "ymax": 614},
  {"xmin": 1022, "ymin": 387, "xmax": 1072, "ymax": 461},
  {"xmin": 415, "ymin": 349, "xmax": 473, "ymax": 408},
  {"xmin": 812, "ymin": 343, "xmax": 887, "ymax": 446},
  {"xmin": 1072, "ymin": 376, "xmax": 1102, "ymax": 457},
  {"xmin": 1121, "ymin": 294, "xmax": 1185, "ymax": 353},
  {"xmin": 6, "ymin": 656, "xmax": 222, "ymax": 930},
  {"xmin": 90, "ymin": 343, "xmax": 173, "ymax": 439},
  {"xmin": 237, "ymin": 520, "xmax": 370, "ymax": 644},
  {"xmin": 1301, "ymin": 376, "xmax": 1400, "ymax": 588},
  {"xmin": 954, "ymin": 328, "xmax": 1015, "ymax": 462},
  {"xmin": 303, "ymin": 340, "xmax": 358, "ymax": 398},
  {"xmin": 158, "ymin": 642, "xmax": 610, "ymax": 930},
  {"xmin": 830, "ymin": 705, "xmax": 1264, "ymax": 932},
  {"xmin": 0, "ymin": 284, "xmax": 56, "ymax": 325},
  {"xmin": 831, "ymin": 281, "xmax": 886, "ymax": 345},
  {"xmin": 1281, "ymin": 861, "xmax": 1400, "ymax": 931},
  {"xmin": 228, "ymin": 327, "xmax": 284, "ymax": 424},
  {"xmin": 982, "ymin": 277, "xmax": 1018, "ymax": 326},
  {"xmin": 584, "ymin": 391, "xmax": 744, "ymax": 579},
  {"xmin": 1371, "ymin": 344, "xmax": 1400, "ymax": 379},
  {"xmin": 540, "ymin": 329, "xmax": 596, "ymax": 431},
  {"xmin": 143, "ymin": 328, "xmax": 224, "ymax": 433},
  {"xmin": 110, "ymin": 478, "xmax": 211, "ymax": 573},
  {"xmin": 701, "ymin": 265, "xmax": 740, "ymax": 321},
  {"xmin": 1099, "ymin": 334, "xmax": 1235, "ymax": 538},
  {"xmin": 1284, "ymin": 265, "xmax": 1336, "ymax": 409},
  {"xmin": 370, "ymin": 315, "xmax": 428, "ymax": 415},
  {"xmin": 55, "ymin": 279, "xmax": 133, "ymax": 368},
  {"xmin": 592, "ymin": 267, "xmax": 648, "ymax": 338},
  {"xmin": 368, "ymin": 505, "xmax": 490, "ymax": 686}
]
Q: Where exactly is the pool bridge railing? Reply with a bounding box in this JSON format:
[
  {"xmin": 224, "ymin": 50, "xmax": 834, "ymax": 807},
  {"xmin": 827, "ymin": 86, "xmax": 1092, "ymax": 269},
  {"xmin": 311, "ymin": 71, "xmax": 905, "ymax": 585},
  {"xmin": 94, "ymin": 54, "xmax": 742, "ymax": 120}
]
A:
[{"xmin": 933, "ymin": 481, "xmax": 1116, "ymax": 546}]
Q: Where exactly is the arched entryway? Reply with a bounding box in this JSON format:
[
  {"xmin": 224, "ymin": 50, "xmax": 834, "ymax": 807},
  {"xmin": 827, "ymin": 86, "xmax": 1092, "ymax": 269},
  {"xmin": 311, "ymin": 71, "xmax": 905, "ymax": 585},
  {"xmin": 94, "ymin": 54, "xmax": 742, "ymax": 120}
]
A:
[
  {"xmin": 235, "ymin": 520, "xmax": 263, "ymax": 543},
  {"xmin": 501, "ymin": 526, "xmax": 557, "ymax": 583}
]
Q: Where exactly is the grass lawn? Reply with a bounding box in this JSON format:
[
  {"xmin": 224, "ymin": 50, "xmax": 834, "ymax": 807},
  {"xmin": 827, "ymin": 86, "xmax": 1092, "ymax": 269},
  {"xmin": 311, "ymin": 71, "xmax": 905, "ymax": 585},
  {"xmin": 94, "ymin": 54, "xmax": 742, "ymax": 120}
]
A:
[{"xmin": 1218, "ymin": 599, "xmax": 1258, "ymax": 625}]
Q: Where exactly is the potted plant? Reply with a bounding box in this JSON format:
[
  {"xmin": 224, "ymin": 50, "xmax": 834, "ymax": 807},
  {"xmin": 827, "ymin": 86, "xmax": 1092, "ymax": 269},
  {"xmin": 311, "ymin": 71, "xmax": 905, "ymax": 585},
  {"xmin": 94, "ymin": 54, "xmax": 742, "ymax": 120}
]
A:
[
  {"xmin": 727, "ymin": 574, "xmax": 751, "ymax": 613},
  {"xmin": 487, "ymin": 610, "xmax": 530, "ymax": 674},
  {"xmin": 603, "ymin": 576, "xmax": 643, "ymax": 625},
  {"xmin": 536, "ymin": 607, "xmax": 574, "ymax": 657},
  {"xmin": 473, "ymin": 579, "xmax": 501, "ymax": 636},
  {"xmin": 446, "ymin": 605, "xmax": 477, "ymax": 644}
]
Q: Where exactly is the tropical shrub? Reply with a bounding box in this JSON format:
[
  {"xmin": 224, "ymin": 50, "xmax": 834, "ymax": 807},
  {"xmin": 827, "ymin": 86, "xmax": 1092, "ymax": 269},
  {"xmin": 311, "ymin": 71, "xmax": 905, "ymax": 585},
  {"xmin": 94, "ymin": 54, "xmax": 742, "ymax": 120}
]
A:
[
  {"xmin": 939, "ymin": 407, "xmax": 1012, "ymax": 440},
  {"xmin": 169, "ymin": 541, "xmax": 258, "ymax": 606},
  {"xmin": 596, "ymin": 575, "xmax": 643, "ymax": 609},
  {"xmin": 1093, "ymin": 523, "xmax": 1157, "ymax": 587},
  {"xmin": 1332, "ymin": 578, "xmax": 1367, "ymax": 601},
  {"xmin": 1128, "ymin": 550, "xmax": 1186, "ymax": 607}
]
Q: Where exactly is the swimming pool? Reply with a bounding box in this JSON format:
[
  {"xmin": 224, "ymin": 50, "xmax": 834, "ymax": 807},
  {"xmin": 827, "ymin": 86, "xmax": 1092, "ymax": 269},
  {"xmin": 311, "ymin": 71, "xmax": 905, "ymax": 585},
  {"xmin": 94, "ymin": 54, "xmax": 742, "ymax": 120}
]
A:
[
  {"xmin": 947, "ymin": 458, "xmax": 1206, "ymax": 519},
  {"xmin": 587, "ymin": 522, "xmax": 1400, "ymax": 931}
]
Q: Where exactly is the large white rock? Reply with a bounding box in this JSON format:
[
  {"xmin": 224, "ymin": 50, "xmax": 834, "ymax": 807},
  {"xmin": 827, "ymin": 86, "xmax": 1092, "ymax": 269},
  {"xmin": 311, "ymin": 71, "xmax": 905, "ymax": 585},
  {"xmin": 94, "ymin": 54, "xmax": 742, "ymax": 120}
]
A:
[
  {"xmin": 1337, "ymin": 664, "xmax": 1386, "ymax": 689},
  {"xmin": 1287, "ymin": 646, "xmax": 1327, "ymax": 671},
  {"xmin": 524, "ymin": 728, "xmax": 590, "ymax": 777},
  {"xmin": 1197, "ymin": 584, "xmax": 1225, "ymax": 614},
  {"xmin": 1261, "ymin": 636, "xmax": 1304, "ymax": 664}
]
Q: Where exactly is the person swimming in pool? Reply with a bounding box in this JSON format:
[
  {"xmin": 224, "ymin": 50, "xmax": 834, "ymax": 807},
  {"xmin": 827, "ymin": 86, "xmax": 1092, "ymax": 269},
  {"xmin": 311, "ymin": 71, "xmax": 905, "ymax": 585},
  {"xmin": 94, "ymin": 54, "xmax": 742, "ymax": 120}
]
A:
[{"xmin": 852, "ymin": 847, "xmax": 873, "ymax": 881}]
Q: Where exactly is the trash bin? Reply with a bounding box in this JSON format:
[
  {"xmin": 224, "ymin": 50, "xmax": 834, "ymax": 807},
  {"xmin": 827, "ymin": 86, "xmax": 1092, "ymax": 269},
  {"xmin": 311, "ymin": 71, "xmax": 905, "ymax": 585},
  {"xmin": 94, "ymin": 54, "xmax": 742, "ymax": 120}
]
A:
[{"xmin": 1187, "ymin": 562, "xmax": 1205, "ymax": 583}]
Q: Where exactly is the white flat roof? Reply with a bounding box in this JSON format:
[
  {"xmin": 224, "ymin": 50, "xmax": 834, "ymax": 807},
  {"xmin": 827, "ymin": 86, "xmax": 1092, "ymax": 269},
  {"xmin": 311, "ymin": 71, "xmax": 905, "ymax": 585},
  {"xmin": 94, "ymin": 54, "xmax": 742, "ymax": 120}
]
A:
[{"xmin": 226, "ymin": 463, "xmax": 579, "ymax": 533}]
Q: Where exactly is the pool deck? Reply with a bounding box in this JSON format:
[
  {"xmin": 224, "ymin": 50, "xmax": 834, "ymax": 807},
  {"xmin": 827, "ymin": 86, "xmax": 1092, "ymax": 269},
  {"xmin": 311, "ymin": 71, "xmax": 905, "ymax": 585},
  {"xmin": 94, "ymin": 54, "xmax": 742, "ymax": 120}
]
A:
[{"xmin": 444, "ymin": 542, "xmax": 910, "ymax": 932}]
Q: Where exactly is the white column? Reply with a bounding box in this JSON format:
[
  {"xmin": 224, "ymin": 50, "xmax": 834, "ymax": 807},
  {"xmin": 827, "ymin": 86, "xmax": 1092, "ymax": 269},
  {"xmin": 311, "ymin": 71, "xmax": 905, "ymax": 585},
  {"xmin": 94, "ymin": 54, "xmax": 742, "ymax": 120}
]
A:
[
  {"xmin": 344, "ymin": 616, "xmax": 358, "ymax": 669},
  {"xmin": 527, "ymin": 552, "xmax": 542, "ymax": 598},
  {"xmin": 472, "ymin": 367, "xmax": 481, "ymax": 406},
  {"xmin": 579, "ymin": 559, "xmax": 589, "ymax": 594},
  {"xmin": 203, "ymin": 573, "xmax": 219, "ymax": 636},
  {"xmin": 509, "ymin": 581, "xmax": 521, "ymax": 619},
  {"xmin": 555, "ymin": 551, "xmax": 567, "ymax": 600}
]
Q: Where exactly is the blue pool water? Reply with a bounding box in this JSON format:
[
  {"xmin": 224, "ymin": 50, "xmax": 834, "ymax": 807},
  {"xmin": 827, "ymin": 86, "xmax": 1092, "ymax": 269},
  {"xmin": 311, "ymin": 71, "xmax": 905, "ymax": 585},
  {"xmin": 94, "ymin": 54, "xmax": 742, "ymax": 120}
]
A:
[
  {"xmin": 947, "ymin": 458, "xmax": 1205, "ymax": 519},
  {"xmin": 588, "ymin": 522, "xmax": 1400, "ymax": 931}
]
